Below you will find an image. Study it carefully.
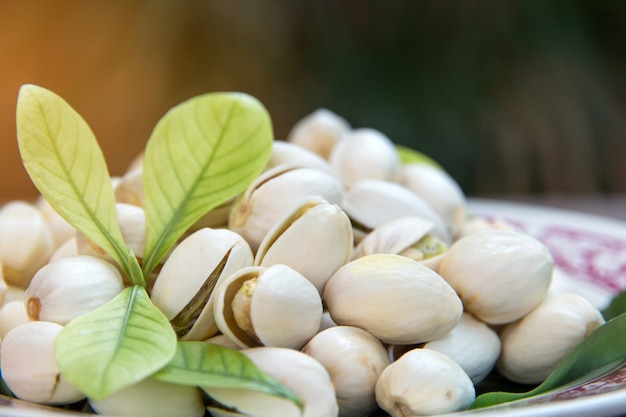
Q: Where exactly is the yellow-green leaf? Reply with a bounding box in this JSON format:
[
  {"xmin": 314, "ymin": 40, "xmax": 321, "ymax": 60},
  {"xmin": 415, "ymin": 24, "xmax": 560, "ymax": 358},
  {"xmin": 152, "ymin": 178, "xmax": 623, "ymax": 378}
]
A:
[
  {"xmin": 395, "ymin": 144, "xmax": 443, "ymax": 170},
  {"xmin": 153, "ymin": 342, "xmax": 303, "ymax": 408},
  {"xmin": 16, "ymin": 85, "xmax": 137, "ymax": 282},
  {"xmin": 54, "ymin": 286, "xmax": 177, "ymax": 401},
  {"xmin": 141, "ymin": 92, "xmax": 272, "ymax": 276}
]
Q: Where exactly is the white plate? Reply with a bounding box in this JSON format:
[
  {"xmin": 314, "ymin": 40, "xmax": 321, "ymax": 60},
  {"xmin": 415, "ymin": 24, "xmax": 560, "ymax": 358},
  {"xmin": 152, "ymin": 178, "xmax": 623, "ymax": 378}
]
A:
[{"xmin": 2, "ymin": 199, "xmax": 626, "ymax": 417}]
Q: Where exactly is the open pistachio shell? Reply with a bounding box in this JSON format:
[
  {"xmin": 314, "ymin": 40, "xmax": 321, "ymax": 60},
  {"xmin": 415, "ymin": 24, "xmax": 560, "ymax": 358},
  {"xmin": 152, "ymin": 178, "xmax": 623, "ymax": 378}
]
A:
[
  {"xmin": 213, "ymin": 265, "xmax": 322, "ymax": 349},
  {"xmin": 229, "ymin": 165, "xmax": 344, "ymax": 252},
  {"xmin": 150, "ymin": 228, "xmax": 254, "ymax": 341},
  {"xmin": 254, "ymin": 196, "xmax": 353, "ymax": 293}
]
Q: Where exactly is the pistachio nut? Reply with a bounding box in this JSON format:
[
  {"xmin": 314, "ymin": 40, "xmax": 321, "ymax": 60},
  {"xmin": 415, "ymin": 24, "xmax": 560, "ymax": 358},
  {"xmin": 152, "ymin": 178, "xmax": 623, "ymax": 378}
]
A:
[
  {"xmin": 48, "ymin": 237, "xmax": 79, "ymax": 263},
  {"xmin": 423, "ymin": 312, "xmax": 501, "ymax": 384},
  {"xmin": 400, "ymin": 163, "xmax": 467, "ymax": 239},
  {"xmin": 254, "ymin": 196, "xmax": 353, "ymax": 293},
  {"xmin": 375, "ymin": 348, "xmax": 475, "ymax": 416},
  {"xmin": 25, "ymin": 255, "xmax": 125, "ymax": 325},
  {"xmin": 213, "ymin": 264, "xmax": 323, "ymax": 349},
  {"xmin": 35, "ymin": 196, "xmax": 76, "ymax": 250},
  {"xmin": 0, "ymin": 201, "xmax": 54, "ymax": 288},
  {"xmin": 151, "ymin": 227, "xmax": 254, "ymax": 341},
  {"xmin": 329, "ymin": 128, "xmax": 401, "ymax": 189},
  {"xmin": 114, "ymin": 167, "xmax": 144, "ymax": 207},
  {"xmin": 341, "ymin": 179, "xmax": 450, "ymax": 246},
  {"xmin": 324, "ymin": 254, "xmax": 462, "ymax": 344},
  {"xmin": 438, "ymin": 229, "xmax": 554, "ymax": 324},
  {"xmin": 89, "ymin": 377, "xmax": 205, "ymax": 417},
  {"xmin": 286, "ymin": 108, "xmax": 350, "ymax": 159},
  {"xmin": 1, "ymin": 321, "xmax": 85, "ymax": 405},
  {"xmin": 497, "ymin": 292, "xmax": 605, "ymax": 384},
  {"xmin": 302, "ymin": 326, "xmax": 390, "ymax": 417},
  {"xmin": 205, "ymin": 346, "xmax": 338, "ymax": 417},
  {"xmin": 352, "ymin": 216, "xmax": 447, "ymax": 271},
  {"xmin": 228, "ymin": 164, "xmax": 343, "ymax": 251}
]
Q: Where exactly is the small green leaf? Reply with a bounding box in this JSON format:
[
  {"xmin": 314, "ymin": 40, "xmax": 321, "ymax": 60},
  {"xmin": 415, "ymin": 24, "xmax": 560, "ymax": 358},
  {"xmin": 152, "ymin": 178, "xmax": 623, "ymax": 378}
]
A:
[
  {"xmin": 141, "ymin": 92, "xmax": 273, "ymax": 276},
  {"xmin": 54, "ymin": 286, "xmax": 177, "ymax": 401},
  {"xmin": 602, "ymin": 290, "xmax": 626, "ymax": 321},
  {"xmin": 395, "ymin": 144, "xmax": 443, "ymax": 170},
  {"xmin": 153, "ymin": 342, "xmax": 302, "ymax": 408},
  {"xmin": 16, "ymin": 85, "xmax": 134, "ymax": 282},
  {"xmin": 470, "ymin": 312, "xmax": 626, "ymax": 409}
]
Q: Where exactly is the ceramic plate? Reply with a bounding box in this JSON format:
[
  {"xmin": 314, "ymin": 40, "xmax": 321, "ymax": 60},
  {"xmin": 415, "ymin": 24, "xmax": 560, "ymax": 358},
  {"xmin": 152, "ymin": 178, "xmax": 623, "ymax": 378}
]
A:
[{"xmin": 2, "ymin": 199, "xmax": 626, "ymax": 417}]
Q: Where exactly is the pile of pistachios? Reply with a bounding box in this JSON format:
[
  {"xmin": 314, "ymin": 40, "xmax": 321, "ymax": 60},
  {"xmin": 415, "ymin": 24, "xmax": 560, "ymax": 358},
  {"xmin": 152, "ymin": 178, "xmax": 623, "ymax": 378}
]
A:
[{"xmin": 0, "ymin": 99, "xmax": 605, "ymax": 417}]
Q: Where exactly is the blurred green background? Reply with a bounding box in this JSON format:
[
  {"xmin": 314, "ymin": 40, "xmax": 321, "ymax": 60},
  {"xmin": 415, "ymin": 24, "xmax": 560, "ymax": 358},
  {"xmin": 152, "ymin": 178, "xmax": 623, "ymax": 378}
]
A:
[{"xmin": 0, "ymin": 0, "xmax": 624, "ymax": 199}]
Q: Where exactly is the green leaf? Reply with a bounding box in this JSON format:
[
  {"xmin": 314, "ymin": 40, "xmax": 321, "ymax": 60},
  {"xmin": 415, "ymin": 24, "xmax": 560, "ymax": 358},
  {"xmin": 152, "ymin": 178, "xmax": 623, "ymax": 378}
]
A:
[
  {"xmin": 470, "ymin": 312, "xmax": 626, "ymax": 409},
  {"xmin": 16, "ymin": 85, "xmax": 138, "ymax": 284},
  {"xmin": 54, "ymin": 286, "xmax": 177, "ymax": 401},
  {"xmin": 153, "ymin": 342, "xmax": 302, "ymax": 408},
  {"xmin": 141, "ymin": 92, "xmax": 273, "ymax": 276},
  {"xmin": 602, "ymin": 290, "xmax": 626, "ymax": 321},
  {"xmin": 395, "ymin": 144, "xmax": 443, "ymax": 170}
]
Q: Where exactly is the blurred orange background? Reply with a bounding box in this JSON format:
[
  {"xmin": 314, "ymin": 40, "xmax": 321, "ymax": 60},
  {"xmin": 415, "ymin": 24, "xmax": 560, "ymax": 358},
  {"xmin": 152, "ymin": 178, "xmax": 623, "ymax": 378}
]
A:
[{"xmin": 1, "ymin": 1, "xmax": 625, "ymax": 200}]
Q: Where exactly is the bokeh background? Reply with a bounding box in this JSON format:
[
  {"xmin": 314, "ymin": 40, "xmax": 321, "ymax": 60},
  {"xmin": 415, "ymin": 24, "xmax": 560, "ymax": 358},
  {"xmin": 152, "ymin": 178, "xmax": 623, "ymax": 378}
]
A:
[{"xmin": 1, "ymin": 0, "xmax": 625, "ymax": 200}]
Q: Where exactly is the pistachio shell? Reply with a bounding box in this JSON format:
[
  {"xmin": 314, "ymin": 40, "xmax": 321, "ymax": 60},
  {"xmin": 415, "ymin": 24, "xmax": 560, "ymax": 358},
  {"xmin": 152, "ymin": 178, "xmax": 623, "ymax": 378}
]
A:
[
  {"xmin": 329, "ymin": 128, "xmax": 401, "ymax": 189},
  {"xmin": 324, "ymin": 254, "xmax": 462, "ymax": 344},
  {"xmin": 254, "ymin": 196, "xmax": 353, "ymax": 293},
  {"xmin": 400, "ymin": 164, "xmax": 467, "ymax": 239},
  {"xmin": 266, "ymin": 141, "xmax": 332, "ymax": 172},
  {"xmin": 151, "ymin": 228, "xmax": 254, "ymax": 341},
  {"xmin": 375, "ymin": 349, "xmax": 475, "ymax": 416},
  {"xmin": 229, "ymin": 165, "xmax": 344, "ymax": 252},
  {"xmin": 438, "ymin": 229, "xmax": 554, "ymax": 324},
  {"xmin": 497, "ymin": 292, "xmax": 605, "ymax": 384},
  {"xmin": 1, "ymin": 321, "xmax": 84, "ymax": 405},
  {"xmin": 341, "ymin": 179, "xmax": 450, "ymax": 245},
  {"xmin": 0, "ymin": 201, "xmax": 54, "ymax": 288},
  {"xmin": 0, "ymin": 301, "xmax": 29, "ymax": 340},
  {"xmin": 302, "ymin": 326, "xmax": 390, "ymax": 417},
  {"xmin": 213, "ymin": 265, "xmax": 322, "ymax": 349},
  {"xmin": 286, "ymin": 108, "xmax": 350, "ymax": 159},
  {"xmin": 90, "ymin": 378, "xmax": 205, "ymax": 417}
]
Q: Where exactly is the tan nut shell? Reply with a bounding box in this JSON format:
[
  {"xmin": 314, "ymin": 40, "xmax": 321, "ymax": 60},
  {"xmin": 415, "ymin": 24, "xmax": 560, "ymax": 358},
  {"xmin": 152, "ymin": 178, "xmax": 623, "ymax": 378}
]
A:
[
  {"xmin": 302, "ymin": 326, "xmax": 390, "ymax": 417},
  {"xmin": 286, "ymin": 108, "xmax": 350, "ymax": 159},
  {"xmin": 438, "ymin": 229, "xmax": 554, "ymax": 324},
  {"xmin": 497, "ymin": 292, "xmax": 605, "ymax": 384},
  {"xmin": 375, "ymin": 348, "xmax": 475, "ymax": 417},
  {"xmin": 150, "ymin": 228, "xmax": 254, "ymax": 341},
  {"xmin": 324, "ymin": 254, "xmax": 462, "ymax": 344},
  {"xmin": 213, "ymin": 265, "xmax": 323, "ymax": 349},
  {"xmin": 229, "ymin": 165, "xmax": 344, "ymax": 251},
  {"xmin": 254, "ymin": 196, "xmax": 353, "ymax": 293}
]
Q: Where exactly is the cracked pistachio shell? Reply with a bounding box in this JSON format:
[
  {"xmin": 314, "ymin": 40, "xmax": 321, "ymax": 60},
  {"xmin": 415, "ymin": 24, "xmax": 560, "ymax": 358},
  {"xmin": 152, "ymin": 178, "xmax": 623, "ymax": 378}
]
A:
[
  {"xmin": 90, "ymin": 377, "xmax": 205, "ymax": 417},
  {"xmin": 341, "ymin": 179, "xmax": 450, "ymax": 246},
  {"xmin": 400, "ymin": 164, "xmax": 467, "ymax": 239},
  {"xmin": 1, "ymin": 321, "xmax": 84, "ymax": 405},
  {"xmin": 497, "ymin": 292, "xmax": 605, "ymax": 384},
  {"xmin": 254, "ymin": 196, "xmax": 353, "ymax": 293},
  {"xmin": 302, "ymin": 326, "xmax": 390, "ymax": 417},
  {"xmin": 114, "ymin": 167, "xmax": 144, "ymax": 207},
  {"xmin": 352, "ymin": 216, "xmax": 446, "ymax": 272},
  {"xmin": 228, "ymin": 165, "xmax": 344, "ymax": 252},
  {"xmin": 205, "ymin": 347, "xmax": 338, "ymax": 417},
  {"xmin": 324, "ymin": 254, "xmax": 462, "ymax": 344},
  {"xmin": 266, "ymin": 141, "xmax": 332, "ymax": 172},
  {"xmin": 213, "ymin": 264, "xmax": 322, "ymax": 349},
  {"xmin": 423, "ymin": 312, "xmax": 501, "ymax": 384},
  {"xmin": 0, "ymin": 201, "xmax": 54, "ymax": 288},
  {"xmin": 286, "ymin": 108, "xmax": 350, "ymax": 159},
  {"xmin": 329, "ymin": 128, "xmax": 401, "ymax": 189},
  {"xmin": 151, "ymin": 228, "xmax": 253, "ymax": 341},
  {"xmin": 25, "ymin": 255, "xmax": 125, "ymax": 325},
  {"xmin": 438, "ymin": 229, "xmax": 554, "ymax": 325},
  {"xmin": 375, "ymin": 349, "xmax": 475, "ymax": 417}
]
